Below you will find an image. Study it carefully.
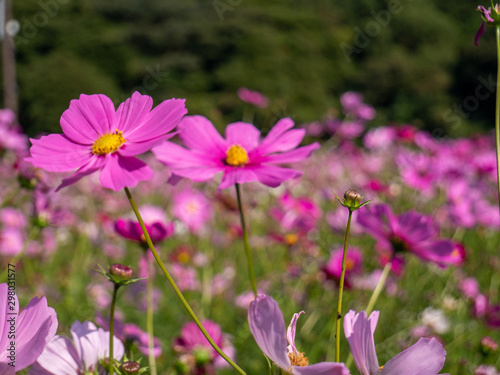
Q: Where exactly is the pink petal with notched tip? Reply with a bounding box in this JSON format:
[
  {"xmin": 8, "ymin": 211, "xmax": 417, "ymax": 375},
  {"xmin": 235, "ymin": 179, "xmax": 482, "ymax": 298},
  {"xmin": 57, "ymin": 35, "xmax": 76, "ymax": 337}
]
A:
[
  {"xmin": 126, "ymin": 98, "xmax": 187, "ymax": 142},
  {"xmin": 381, "ymin": 338, "xmax": 446, "ymax": 375},
  {"xmin": 343, "ymin": 310, "xmax": 380, "ymax": 375},
  {"xmin": 178, "ymin": 115, "xmax": 227, "ymax": 155},
  {"xmin": 60, "ymin": 94, "xmax": 116, "ymax": 144},
  {"xmin": 15, "ymin": 296, "xmax": 58, "ymax": 370},
  {"xmin": 27, "ymin": 134, "xmax": 91, "ymax": 172},
  {"xmin": 115, "ymin": 92, "xmax": 153, "ymax": 136},
  {"xmin": 248, "ymin": 294, "xmax": 291, "ymax": 372},
  {"xmin": 225, "ymin": 122, "xmax": 261, "ymax": 151},
  {"xmin": 99, "ymin": 154, "xmax": 153, "ymax": 191}
]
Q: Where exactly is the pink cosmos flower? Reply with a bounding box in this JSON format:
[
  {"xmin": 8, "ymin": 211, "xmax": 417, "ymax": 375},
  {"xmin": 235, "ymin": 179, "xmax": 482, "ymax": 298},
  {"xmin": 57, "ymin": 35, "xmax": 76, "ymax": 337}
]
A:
[
  {"xmin": 323, "ymin": 247, "xmax": 363, "ymax": 288},
  {"xmin": 152, "ymin": 116, "xmax": 320, "ymax": 189},
  {"xmin": 248, "ymin": 294, "xmax": 349, "ymax": 375},
  {"xmin": 340, "ymin": 92, "xmax": 376, "ymax": 121},
  {"xmin": 30, "ymin": 320, "xmax": 124, "ymax": 375},
  {"xmin": 237, "ymin": 88, "xmax": 269, "ymax": 108},
  {"xmin": 0, "ymin": 283, "xmax": 58, "ymax": 374},
  {"xmin": 173, "ymin": 319, "xmax": 236, "ymax": 369},
  {"xmin": 357, "ymin": 204, "xmax": 465, "ymax": 271},
  {"xmin": 172, "ymin": 188, "xmax": 213, "ymax": 233},
  {"xmin": 270, "ymin": 192, "xmax": 321, "ymax": 234},
  {"xmin": 115, "ymin": 205, "xmax": 174, "ymax": 243},
  {"xmin": 26, "ymin": 92, "xmax": 187, "ymax": 191},
  {"xmin": 344, "ymin": 310, "xmax": 447, "ymax": 375}
]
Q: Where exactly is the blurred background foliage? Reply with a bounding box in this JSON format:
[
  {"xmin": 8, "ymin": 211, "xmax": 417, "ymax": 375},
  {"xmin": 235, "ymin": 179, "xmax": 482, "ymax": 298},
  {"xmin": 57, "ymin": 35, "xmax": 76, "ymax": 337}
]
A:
[{"xmin": 9, "ymin": 0, "xmax": 497, "ymax": 137}]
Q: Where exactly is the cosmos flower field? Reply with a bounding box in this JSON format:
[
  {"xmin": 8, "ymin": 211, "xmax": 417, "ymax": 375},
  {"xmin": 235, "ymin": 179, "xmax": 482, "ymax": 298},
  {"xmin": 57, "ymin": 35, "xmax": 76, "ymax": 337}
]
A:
[{"xmin": 0, "ymin": 89, "xmax": 499, "ymax": 374}]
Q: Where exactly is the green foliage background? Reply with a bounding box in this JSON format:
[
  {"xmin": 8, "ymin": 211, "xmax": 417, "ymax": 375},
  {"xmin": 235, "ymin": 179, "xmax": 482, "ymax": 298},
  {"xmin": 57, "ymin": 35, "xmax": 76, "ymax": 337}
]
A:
[{"xmin": 10, "ymin": 0, "xmax": 496, "ymax": 137}]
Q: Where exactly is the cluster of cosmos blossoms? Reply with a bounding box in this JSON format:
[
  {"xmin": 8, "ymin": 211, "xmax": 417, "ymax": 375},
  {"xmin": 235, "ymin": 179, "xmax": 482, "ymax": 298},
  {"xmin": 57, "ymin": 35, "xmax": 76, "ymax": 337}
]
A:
[{"xmin": 11, "ymin": 90, "xmax": 460, "ymax": 374}]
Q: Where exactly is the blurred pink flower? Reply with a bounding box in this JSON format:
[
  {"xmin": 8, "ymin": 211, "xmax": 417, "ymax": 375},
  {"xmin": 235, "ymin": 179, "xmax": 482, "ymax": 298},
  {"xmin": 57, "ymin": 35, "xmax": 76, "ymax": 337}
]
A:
[
  {"xmin": 153, "ymin": 116, "xmax": 320, "ymax": 189},
  {"xmin": 340, "ymin": 92, "xmax": 376, "ymax": 121},
  {"xmin": 170, "ymin": 264, "xmax": 200, "ymax": 292},
  {"xmin": 323, "ymin": 247, "xmax": 363, "ymax": 288},
  {"xmin": 270, "ymin": 192, "xmax": 321, "ymax": 234},
  {"xmin": 357, "ymin": 204, "xmax": 465, "ymax": 270},
  {"xmin": 173, "ymin": 188, "xmax": 213, "ymax": 233},
  {"xmin": 174, "ymin": 319, "xmax": 236, "ymax": 369},
  {"xmin": 474, "ymin": 365, "xmax": 499, "ymax": 375},
  {"xmin": 0, "ymin": 283, "xmax": 58, "ymax": 373},
  {"xmin": 115, "ymin": 205, "xmax": 174, "ymax": 243},
  {"xmin": 31, "ymin": 320, "xmax": 124, "ymax": 374},
  {"xmin": 237, "ymin": 88, "xmax": 269, "ymax": 108},
  {"xmin": 26, "ymin": 92, "xmax": 186, "ymax": 191},
  {"xmin": 0, "ymin": 227, "xmax": 24, "ymax": 255},
  {"xmin": 459, "ymin": 277, "xmax": 480, "ymax": 299},
  {"xmin": 248, "ymin": 294, "xmax": 349, "ymax": 374},
  {"xmin": 344, "ymin": 310, "xmax": 447, "ymax": 375}
]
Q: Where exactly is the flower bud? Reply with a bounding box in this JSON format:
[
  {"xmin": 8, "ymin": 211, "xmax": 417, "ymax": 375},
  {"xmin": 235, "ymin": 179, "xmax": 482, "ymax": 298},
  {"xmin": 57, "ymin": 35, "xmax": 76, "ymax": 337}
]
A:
[
  {"xmin": 344, "ymin": 189, "xmax": 361, "ymax": 206},
  {"xmin": 109, "ymin": 264, "xmax": 133, "ymax": 282},
  {"xmin": 120, "ymin": 361, "xmax": 141, "ymax": 374}
]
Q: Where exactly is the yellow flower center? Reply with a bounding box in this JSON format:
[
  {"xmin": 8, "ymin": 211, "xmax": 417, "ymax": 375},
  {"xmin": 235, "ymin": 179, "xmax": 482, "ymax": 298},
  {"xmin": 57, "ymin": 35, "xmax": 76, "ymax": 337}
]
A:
[
  {"xmin": 225, "ymin": 144, "xmax": 249, "ymax": 166},
  {"xmin": 288, "ymin": 351, "xmax": 309, "ymax": 367},
  {"xmin": 92, "ymin": 130, "xmax": 126, "ymax": 155},
  {"xmin": 284, "ymin": 233, "xmax": 299, "ymax": 246},
  {"xmin": 345, "ymin": 258, "xmax": 355, "ymax": 271}
]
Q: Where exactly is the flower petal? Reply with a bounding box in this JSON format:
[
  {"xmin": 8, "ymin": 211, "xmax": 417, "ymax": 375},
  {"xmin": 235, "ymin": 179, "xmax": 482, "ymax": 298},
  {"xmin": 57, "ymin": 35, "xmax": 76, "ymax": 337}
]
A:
[
  {"xmin": 115, "ymin": 91, "xmax": 153, "ymax": 136},
  {"xmin": 99, "ymin": 155, "xmax": 153, "ymax": 191},
  {"xmin": 258, "ymin": 119, "xmax": 307, "ymax": 155},
  {"xmin": 60, "ymin": 94, "xmax": 116, "ymax": 143},
  {"xmin": 475, "ymin": 21, "xmax": 486, "ymax": 46},
  {"xmin": 153, "ymin": 141, "xmax": 223, "ymax": 169},
  {"xmin": 126, "ymin": 97, "xmax": 187, "ymax": 142},
  {"xmin": 287, "ymin": 311, "xmax": 305, "ymax": 354},
  {"xmin": 343, "ymin": 310, "xmax": 380, "ymax": 375},
  {"xmin": 248, "ymin": 294, "xmax": 291, "ymax": 371},
  {"xmin": 257, "ymin": 143, "xmax": 320, "ymax": 164},
  {"xmin": 219, "ymin": 168, "xmax": 259, "ymax": 189},
  {"xmin": 27, "ymin": 134, "xmax": 91, "ymax": 172},
  {"xmin": 56, "ymin": 156, "xmax": 106, "ymax": 191},
  {"xmin": 0, "ymin": 284, "xmax": 18, "ymax": 353},
  {"xmin": 225, "ymin": 122, "xmax": 261, "ymax": 151},
  {"xmin": 177, "ymin": 115, "xmax": 227, "ymax": 155},
  {"xmin": 251, "ymin": 165, "xmax": 302, "ymax": 187},
  {"xmin": 292, "ymin": 362, "xmax": 350, "ymax": 375},
  {"xmin": 31, "ymin": 336, "xmax": 80, "ymax": 375},
  {"xmin": 15, "ymin": 296, "xmax": 58, "ymax": 370},
  {"xmin": 381, "ymin": 338, "xmax": 446, "ymax": 375}
]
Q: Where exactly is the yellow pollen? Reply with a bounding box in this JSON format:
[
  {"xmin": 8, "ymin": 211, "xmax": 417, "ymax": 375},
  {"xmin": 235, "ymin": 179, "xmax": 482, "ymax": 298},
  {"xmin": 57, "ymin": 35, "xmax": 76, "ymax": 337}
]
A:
[
  {"xmin": 451, "ymin": 247, "xmax": 460, "ymax": 258},
  {"xmin": 379, "ymin": 366, "xmax": 384, "ymax": 371},
  {"xmin": 288, "ymin": 352, "xmax": 309, "ymax": 367},
  {"xmin": 225, "ymin": 144, "xmax": 249, "ymax": 166},
  {"xmin": 345, "ymin": 258, "xmax": 355, "ymax": 271},
  {"xmin": 178, "ymin": 252, "xmax": 190, "ymax": 264},
  {"xmin": 92, "ymin": 130, "xmax": 126, "ymax": 155},
  {"xmin": 284, "ymin": 233, "xmax": 299, "ymax": 246}
]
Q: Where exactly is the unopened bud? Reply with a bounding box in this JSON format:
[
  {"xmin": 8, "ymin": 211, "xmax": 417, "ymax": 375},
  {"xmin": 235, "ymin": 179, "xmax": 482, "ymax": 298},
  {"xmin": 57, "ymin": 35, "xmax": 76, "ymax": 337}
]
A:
[
  {"xmin": 109, "ymin": 264, "xmax": 133, "ymax": 282},
  {"xmin": 344, "ymin": 189, "xmax": 361, "ymax": 205},
  {"xmin": 120, "ymin": 361, "xmax": 141, "ymax": 374},
  {"xmin": 193, "ymin": 347, "xmax": 211, "ymax": 366}
]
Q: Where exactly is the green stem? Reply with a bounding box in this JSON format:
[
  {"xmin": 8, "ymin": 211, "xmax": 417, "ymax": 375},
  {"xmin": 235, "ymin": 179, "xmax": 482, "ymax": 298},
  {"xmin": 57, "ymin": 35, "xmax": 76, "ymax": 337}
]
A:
[
  {"xmin": 146, "ymin": 254, "xmax": 157, "ymax": 375},
  {"xmin": 365, "ymin": 261, "xmax": 392, "ymax": 315},
  {"xmin": 235, "ymin": 183, "xmax": 258, "ymax": 298},
  {"xmin": 495, "ymin": 26, "xmax": 500, "ymax": 217},
  {"xmin": 345, "ymin": 260, "xmax": 392, "ymax": 369},
  {"xmin": 109, "ymin": 284, "xmax": 119, "ymax": 375},
  {"xmin": 335, "ymin": 209, "xmax": 353, "ymax": 363},
  {"xmin": 124, "ymin": 187, "xmax": 246, "ymax": 375}
]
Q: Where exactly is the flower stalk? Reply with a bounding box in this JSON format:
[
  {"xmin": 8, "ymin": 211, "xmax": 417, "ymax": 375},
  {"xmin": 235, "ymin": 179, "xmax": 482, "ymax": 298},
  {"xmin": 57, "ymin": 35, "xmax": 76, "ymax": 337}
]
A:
[
  {"xmin": 109, "ymin": 284, "xmax": 119, "ymax": 375},
  {"xmin": 146, "ymin": 255, "xmax": 157, "ymax": 375},
  {"xmin": 496, "ymin": 25, "xmax": 500, "ymax": 217},
  {"xmin": 235, "ymin": 183, "xmax": 258, "ymax": 298},
  {"xmin": 124, "ymin": 187, "xmax": 246, "ymax": 375}
]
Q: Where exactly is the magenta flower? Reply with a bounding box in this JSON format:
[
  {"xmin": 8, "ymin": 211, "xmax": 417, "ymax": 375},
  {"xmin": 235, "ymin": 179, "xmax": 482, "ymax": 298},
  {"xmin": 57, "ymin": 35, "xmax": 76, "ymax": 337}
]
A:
[
  {"xmin": 475, "ymin": 5, "xmax": 499, "ymax": 46},
  {"xmin": 344, "ymin": 310, "xmax": 447, "ymax": 375},
  {"xmin": 26, "ymin": 92, "xmax": 187, "ymax": 191},
  {"xmin": 248, "ymin": 294, "xmax": 349, "ymax": 375},
  {"xmin": 237, "ymin": 87, "xmax": 269, "ymax": 108},
  {"xmin": 172, "ymin": 188, "xmax": 213, "ymax": 233},
  {"xmin": 0, "ymin": 283, "xmax": 58, "ymax": 373},
  {"xmin": 152, "ymin": 116, "xmax": 320, "ymax": 189},
  {"xmin": 30, "ymin": 320, "xmax": 124, "ymax": 375},
  {"xmin": 173, "ymin": 319, "xmax": 236, "ymax": 369},
  {"xmin": 357, "ymin": 204, "xmax": 465, "ymax": 270},
  {"xmin": 270, "ymin": 192, "xmax": 321, "ymax": 234},
  {"xmin": 323, "ymin": 247, "xmax": 363, "ymax": 288},
  {"xmin": 115, "ymin": 205, "xmax": 174, "ymax": 243}
]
